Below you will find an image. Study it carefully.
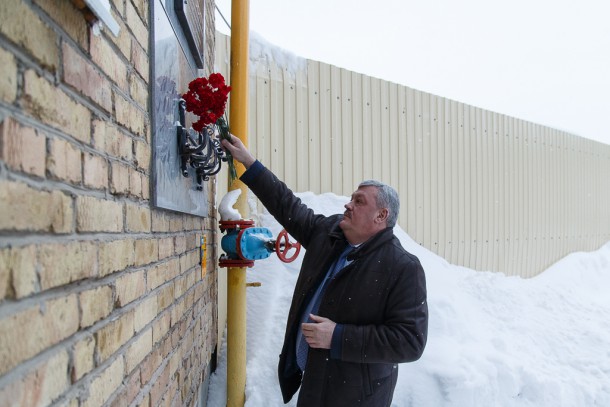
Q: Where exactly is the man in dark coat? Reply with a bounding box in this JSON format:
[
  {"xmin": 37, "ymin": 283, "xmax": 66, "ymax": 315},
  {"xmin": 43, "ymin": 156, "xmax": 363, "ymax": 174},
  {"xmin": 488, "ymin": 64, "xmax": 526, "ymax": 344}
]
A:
[{"xmin": 222, "ymin": 135, "xmax": 428, "ymax": 406}]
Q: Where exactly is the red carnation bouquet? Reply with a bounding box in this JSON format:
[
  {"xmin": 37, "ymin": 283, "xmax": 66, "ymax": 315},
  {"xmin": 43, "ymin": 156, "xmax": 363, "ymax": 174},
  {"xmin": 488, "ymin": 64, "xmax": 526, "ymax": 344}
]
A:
[{"xmin": 182, "ymin": 73, "xmax": 237, "ymax": 182}]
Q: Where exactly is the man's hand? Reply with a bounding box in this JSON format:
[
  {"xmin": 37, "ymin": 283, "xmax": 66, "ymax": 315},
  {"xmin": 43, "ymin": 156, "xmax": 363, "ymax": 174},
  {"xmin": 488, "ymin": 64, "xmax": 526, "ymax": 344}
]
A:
[
  {"xmin": 301, "ymin": 314, "xmax": 336, "ymax": 349},
  {"xmin": 221, "ymin": 134, "xmax": 256, "ymax": 169}
]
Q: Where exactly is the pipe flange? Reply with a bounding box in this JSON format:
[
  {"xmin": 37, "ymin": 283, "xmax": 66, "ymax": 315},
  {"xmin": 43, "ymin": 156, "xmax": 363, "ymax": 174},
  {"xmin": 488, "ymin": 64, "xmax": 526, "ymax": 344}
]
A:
[
  {"xmin": 219, "ymin": 219, "xmax": 255, "ymax": 232},
  {"xmin": 218, "ymin": 257, "xmax": 255, "ymax": 268}
]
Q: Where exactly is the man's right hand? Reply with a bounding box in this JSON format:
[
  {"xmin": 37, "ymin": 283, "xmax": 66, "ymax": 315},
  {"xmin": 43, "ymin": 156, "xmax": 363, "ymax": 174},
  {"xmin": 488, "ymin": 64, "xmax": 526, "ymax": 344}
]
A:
[{"xmin": 221, "ymin": 134, "xmax": 256, "ymax": 169}]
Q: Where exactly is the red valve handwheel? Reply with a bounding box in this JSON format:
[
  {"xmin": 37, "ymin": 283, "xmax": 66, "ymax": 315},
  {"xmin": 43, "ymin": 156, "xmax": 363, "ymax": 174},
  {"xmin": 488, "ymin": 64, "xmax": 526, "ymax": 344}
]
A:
[{"xmin": 275, "ymin": 229, "xmax": 301, "ymax": 263}]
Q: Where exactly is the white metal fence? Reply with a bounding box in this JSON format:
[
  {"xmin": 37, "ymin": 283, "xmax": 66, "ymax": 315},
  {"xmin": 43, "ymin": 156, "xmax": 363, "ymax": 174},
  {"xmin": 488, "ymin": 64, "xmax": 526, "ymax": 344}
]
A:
[{"xmin": 215, "ymin": 32, "xmax": 610, "ymax": 277}]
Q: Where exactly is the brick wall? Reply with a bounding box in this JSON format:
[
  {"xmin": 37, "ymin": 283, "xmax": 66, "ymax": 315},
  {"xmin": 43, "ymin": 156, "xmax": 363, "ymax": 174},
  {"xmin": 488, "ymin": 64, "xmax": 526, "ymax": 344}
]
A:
[{"xmin": 0, "ymin": 1, "xmax": 219, "ymax": 406}]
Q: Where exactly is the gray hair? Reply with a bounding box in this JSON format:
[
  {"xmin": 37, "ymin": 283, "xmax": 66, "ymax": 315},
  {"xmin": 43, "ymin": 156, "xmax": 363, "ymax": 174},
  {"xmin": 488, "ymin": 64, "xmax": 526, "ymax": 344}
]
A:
[{"xmin": 358, "ymin": 180, "xmax": 400, "ymax": 227}]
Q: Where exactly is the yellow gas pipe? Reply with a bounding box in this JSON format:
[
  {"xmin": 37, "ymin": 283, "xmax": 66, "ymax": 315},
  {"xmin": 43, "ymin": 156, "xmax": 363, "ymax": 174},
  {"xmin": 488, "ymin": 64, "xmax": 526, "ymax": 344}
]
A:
[{"xmin": 226, "ymin": 0, "xmax": 250, "ymax": 406}]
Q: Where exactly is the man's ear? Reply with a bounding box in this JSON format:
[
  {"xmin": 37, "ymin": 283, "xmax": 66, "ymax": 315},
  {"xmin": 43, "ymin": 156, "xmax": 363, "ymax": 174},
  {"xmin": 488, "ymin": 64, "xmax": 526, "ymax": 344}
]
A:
[{"xmin": 376, "ymin": 208, "xmax": 389, "ymax": 224}]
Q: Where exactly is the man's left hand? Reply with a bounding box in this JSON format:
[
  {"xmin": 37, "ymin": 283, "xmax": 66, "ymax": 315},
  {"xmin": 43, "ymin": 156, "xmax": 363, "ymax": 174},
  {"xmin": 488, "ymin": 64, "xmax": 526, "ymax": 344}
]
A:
[{"xmin": 302, "ymin": 314, "xmax": 336, "ymax": 349}]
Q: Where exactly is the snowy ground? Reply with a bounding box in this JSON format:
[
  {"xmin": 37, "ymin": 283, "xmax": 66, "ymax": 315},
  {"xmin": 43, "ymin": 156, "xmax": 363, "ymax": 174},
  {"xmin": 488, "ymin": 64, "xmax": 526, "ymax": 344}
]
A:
[{"xmin": 207, "ymin": 191, "xmax": 610, "ymax": 407}]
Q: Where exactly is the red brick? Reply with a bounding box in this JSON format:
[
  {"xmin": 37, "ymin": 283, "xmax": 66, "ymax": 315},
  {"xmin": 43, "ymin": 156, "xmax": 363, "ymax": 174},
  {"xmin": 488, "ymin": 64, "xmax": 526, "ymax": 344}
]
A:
[
  {"xmin": 47, "ymin": 137, "xmax": 82, "ymax": 184},
  {"xmin": 158, "ymin": 237, "xmax": 174, "ymax": 260},
  {"xmin": 147, "ymin": 262, "xmax": 169, "ymax": 291},
  {"xmin": 76, "ymin": 195, "xmax": 123, "ymax": 232},
  {"xmin": 152, "ymin": 311, "xmax": 170, "ymax": 345},
  {"xmin": 23, "ymin": 70, "xmax": 91, "ymax": 143},
  {"xmin": 0, "ymin": 117, "xmax": 46, "ymax": 178},
  {"xmin": 83, "ymin": 153, "xmax": 109, "ymax": 190},
  {"xmin": 99, "ymin": 238, "xmax": 135, "ymax": 277},
  {"xmin": 62, "ymin": 43, "xmax": 112, "ymax": 112},
  {"xmin": 0, "ymin": 0, "xmax": 58, "ymax": 70},
  {"xmin": 139, "ymin": 346, "xmax": 162, "ymax": 385},
  {"xmin": 152, "ymin": 212, "xmax": 170, "ymax": 232},
  {"xmin": 34, "ymin": 0, "xmax": 88, "ymax": 49},
  {"xmin": 72, "ymin": 335, "xmax": 95, "ymax": 382},
  {"xmin": 115, "ymin": 269, "xmax": 146, "ymax": 306},
  {"xmin": 133, "ymin": 296, "xmax": 157, "ymax": 332},
  {"xmin": 0, "ymin": 245, "xmax": 37, "ymax": 300},
  {"xmin": 129, "ymin": 73, "xmax": 148, "ymax": 108},
  {"xmin": 90, "ymin": 34, "xmax": 128, "ymax": 91},
  {"xmin": 93, "ymin": 120, "xmax": 132, "ymax": 161},
  {"xmin": 0, "ymin": 47, "xmax": 17, "ymax": 102},
  {"xmin": 105, "ymin": 9, "xmax": 131, "ymax": 60},
  {"xmin": 115, "ymin": 92, "xmax": 145, "ymax": 136},
  {"xmin": 126, "ymin": 1, "xmax": 148, "ymax": 52},
  {"xmin": 39, "ymin": 241, "xmax": 97, "ymax": 290},
  {"xmin": 81, "ymin": 358, "xmax": 124, "ymax": 407},
  {"xmin": 0, "ymin": 180, "xmax": 73, "ymax": 233},
  {"xmin": 108, "ymin": 369, "xmax": 141, "ymax": 407},
  {"xmin": 149, "ymin": 362, "xmax": 170, "ymax": 407},
  {"xmin": 79, "ymin": 285, "xmax": 113, "ymax": 328},
  {"xmin": 129, "ymin": 169, "xmax": 143, "ymax": 198},
  {"xmin": 0, "ymin": 350, "xmax": 70, "ymax": 407},
  {"xmin": 95, "ymin": 311, "xmax": 134, "ymax": 362},
  {"xmin": 110, "ymin": 161, "xmax": 130, "ymax": 195},
  {"xmin": 125, "ymin": 328, "xmax": 152, "ymax": 373},
  {"xmin": 0, "ymin": 295, "xmax": 78, "ymax": 376},
  {"xmin": 157, "ymin": 283, "xmax": 175, "ymax": 311},
  {"xmin": 125, "ymin": 204, "xmax": 151, "ymax": 233},
  {"xmin": 134, "ymin": 139, "xmax": 150, "ymax": 171},
  {"xmin": 134, "ymin": 238, "xmax": 158, "ymax": 266}
]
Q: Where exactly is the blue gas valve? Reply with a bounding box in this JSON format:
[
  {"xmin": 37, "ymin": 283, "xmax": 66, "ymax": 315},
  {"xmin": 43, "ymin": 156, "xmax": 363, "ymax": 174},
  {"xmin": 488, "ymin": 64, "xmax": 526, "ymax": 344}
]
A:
[{"xmin": 218, "ymin": 220, "xmax": 301, "ymax": 268}]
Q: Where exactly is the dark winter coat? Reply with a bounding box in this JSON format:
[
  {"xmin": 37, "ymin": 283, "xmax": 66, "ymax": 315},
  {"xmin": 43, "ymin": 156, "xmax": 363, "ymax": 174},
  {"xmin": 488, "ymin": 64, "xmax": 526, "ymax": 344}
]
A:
[{"xmin": 241, "ymin": 162, "xmax": 428, "ymax": 407}]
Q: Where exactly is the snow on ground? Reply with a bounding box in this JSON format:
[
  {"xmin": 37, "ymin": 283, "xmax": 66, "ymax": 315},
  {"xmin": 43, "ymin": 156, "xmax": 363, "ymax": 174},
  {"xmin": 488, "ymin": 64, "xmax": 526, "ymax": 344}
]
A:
[{"xmin": 207, "ymin": 191, "xmax": 610, "ymax": 407}]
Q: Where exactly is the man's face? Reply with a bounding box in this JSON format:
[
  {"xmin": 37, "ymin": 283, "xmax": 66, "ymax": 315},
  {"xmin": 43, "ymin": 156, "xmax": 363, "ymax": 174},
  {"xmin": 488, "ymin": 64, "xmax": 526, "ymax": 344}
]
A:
[{"xmin": 339, "ymin": 186, "xmax": 386, "ymax": 244}]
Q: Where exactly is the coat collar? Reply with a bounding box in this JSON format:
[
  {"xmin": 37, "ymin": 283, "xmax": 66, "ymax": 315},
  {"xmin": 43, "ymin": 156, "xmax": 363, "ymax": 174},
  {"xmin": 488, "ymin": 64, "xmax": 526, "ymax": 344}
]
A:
[{"xmin": 328, "ymin": 217, "xmax": 395, "ymax": 261}]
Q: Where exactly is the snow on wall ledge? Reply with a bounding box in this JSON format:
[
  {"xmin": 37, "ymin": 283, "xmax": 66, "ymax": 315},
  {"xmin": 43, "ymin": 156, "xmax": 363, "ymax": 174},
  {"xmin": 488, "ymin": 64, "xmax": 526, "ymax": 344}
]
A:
[{"xmin": 249, "ymin": 31, "xmax": 307, "ymax": 78}]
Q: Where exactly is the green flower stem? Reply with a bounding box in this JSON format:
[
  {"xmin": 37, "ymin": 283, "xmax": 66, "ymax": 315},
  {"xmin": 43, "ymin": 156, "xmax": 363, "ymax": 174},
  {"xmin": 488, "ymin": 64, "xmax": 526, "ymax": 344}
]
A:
[{"xmin": 217, "ymin": 116, "xmax": 238, "ymax": 184}]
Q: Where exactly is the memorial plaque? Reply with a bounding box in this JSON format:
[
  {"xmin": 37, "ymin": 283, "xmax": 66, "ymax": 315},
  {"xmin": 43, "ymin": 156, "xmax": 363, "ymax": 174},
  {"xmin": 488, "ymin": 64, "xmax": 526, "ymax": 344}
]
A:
[{"xmin": 151, "ymin": 0, "xmax": 208, "ymax": 216}]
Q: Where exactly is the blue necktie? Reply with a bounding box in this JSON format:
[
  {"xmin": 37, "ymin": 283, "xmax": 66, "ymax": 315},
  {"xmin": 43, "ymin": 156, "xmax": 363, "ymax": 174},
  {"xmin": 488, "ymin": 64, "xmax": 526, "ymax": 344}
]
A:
[{"xmin": 296, "ymin": 246, "xmax": 353, "ymax": 371}]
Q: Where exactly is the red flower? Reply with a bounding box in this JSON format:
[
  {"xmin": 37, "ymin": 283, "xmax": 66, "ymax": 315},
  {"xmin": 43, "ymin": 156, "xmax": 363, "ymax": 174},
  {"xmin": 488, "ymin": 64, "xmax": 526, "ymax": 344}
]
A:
[{"xmin": 183, "ymin": 73, "xmax": 231, "ymax": 132}]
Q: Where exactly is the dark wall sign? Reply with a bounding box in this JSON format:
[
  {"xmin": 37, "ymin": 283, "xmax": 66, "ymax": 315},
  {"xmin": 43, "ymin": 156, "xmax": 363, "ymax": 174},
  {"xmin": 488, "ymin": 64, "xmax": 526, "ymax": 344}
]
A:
[{"xmin": 151, "ymin": 0, "xmax": 208, "ymax": 216}]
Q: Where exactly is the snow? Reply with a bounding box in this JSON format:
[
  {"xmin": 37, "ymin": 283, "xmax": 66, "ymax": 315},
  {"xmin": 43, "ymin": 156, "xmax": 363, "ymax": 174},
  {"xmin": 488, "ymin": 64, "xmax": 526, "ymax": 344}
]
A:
[
  {"xmin": 218, "ymin": 189, "xmax": 242, "ymax": 221},
  {"xmin": 206, "ymin": 191, "xmax": 610, "ymax": 406},
  {"xmin": 249, "ymin": 32, "xmax": 307, "ymax": 80}
]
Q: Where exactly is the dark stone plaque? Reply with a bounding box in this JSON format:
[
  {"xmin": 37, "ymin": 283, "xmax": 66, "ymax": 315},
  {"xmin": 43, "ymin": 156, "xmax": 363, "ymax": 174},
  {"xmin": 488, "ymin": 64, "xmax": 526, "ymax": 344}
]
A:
[{"xmin": 151, "ymin": 0, "xmax": 208, "ymax": 216}]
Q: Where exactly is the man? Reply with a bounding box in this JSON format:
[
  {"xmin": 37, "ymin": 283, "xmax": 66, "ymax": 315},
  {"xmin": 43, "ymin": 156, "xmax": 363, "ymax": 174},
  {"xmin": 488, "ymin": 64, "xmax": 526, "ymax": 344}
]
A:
[{"xmin": 222, "ymin": 135, "xmax": 428, "ymax": 407}]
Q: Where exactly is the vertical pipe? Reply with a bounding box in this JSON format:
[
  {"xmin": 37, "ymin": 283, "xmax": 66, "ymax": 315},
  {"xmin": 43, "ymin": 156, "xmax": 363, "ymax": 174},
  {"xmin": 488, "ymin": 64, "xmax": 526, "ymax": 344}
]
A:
[
  {"xmin": 226, "ymin": 265, "xmax": 246, "ymax": 407},
  {"xmin": 227, "ymin": 0, "xmax": 249, "ymax": 406}
]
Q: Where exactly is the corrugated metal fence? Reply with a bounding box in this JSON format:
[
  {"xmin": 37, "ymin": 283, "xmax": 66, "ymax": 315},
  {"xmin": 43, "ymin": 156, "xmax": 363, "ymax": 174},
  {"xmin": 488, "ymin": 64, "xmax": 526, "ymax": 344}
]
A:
[{"xmin": 215, "ymin": 32, "xmax": 610, "ymax": 277}]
